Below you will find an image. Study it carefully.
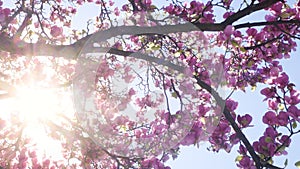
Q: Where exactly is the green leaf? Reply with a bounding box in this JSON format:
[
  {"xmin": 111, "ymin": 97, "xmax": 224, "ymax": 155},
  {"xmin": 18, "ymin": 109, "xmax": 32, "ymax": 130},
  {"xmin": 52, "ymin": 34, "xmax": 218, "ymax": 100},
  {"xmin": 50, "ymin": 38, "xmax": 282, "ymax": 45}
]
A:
[
  {"xmin": 171, "ymin": 92, "xmax": 178, "ymax": 98},
  {"xmin": 251, "ymin": 85, "xmax": 256, "ymax": 92},
  {"xmin": 267, "ymin": 158, "xmax": 274, "ymax": 165},
  {"xmin": 278, "ymin": 103, "xmax": 285, "ymax": 110},
  {"xmin": 247, "ymin": 60, "xmax": 254, "ymax": 67},
  {"xmin": 174, "ymin": 51, "xmax": 181, "ymax": 57},
  {"xmin": 151, "ymin": 44, "xmax": 161, "ymax": 50},
  {"xmin": 295, "ymin": 161, "xmax": 300, "ymax": 168},
  {"xmin": 235, "ymin": 155, "xmax": 243, "ymax": 162},
  {"xmin": 148, "ymin": 43, "xmax": 161, "ymax": 51},
  {"xmin": 149, "ymin": 5, "xmax": 157, "ymax": 11},
  {"xmin": 293, "ymin": 121, "xmax": 297, "ymax": 129},
  {"xmin": 240, "ymin": 46, "xmax": 247, "ymax": 52},
  {"xmin": 280, "ymin": 12, "xmax": 290, "ymax": 19},
  {"xmin": 231, "ymin": 40, "xmax": 239, "ymax": 47}
]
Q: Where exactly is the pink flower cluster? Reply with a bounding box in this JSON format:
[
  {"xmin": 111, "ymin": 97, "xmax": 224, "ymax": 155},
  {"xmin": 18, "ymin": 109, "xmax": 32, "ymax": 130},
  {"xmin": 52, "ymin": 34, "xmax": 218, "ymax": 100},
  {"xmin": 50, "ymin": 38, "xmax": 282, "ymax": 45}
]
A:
[
  {"xmin": 261, "ymin": 72, "xmax": 300, "ymax": 126},
  {"xmin": 121, "ymin": 0, "xmax": 153, "ymax": 12},
  {"xmin": 180, "ymin": 121, "xmax": 204, "ymax": 146},
  {"xmin": 208, "ymin": 99, "xmax": 242, "ymax": 152},
  {"xmin": 141, "ymin": 157, "xmax": 171, "ymax": 169},
  {"xmin": 219, "ymin": 1, "xmax": 299, "ymax": 91},
  {"xmin": 236, "ymin": 155, "xmax": 256, "ymax": 169},
  {"xmin": 50, "ymin": 25, "xmax": 63, "ymax": 38},
  {"xmin": 253, "ymin": 127, "xmax": 290, "ymax": 157},
  {"xmin": 0, "ymin": 2, "xmax": 10, "ymax": 25},
  {"xmin": 164, "ymin": 1, "xmax": 215, "ymax": 23}
]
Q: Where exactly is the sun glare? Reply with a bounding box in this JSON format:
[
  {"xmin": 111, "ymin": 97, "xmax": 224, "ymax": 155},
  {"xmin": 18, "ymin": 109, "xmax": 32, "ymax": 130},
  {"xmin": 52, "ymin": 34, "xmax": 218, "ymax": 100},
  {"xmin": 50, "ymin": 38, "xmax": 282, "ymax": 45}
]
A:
[
  {"xmin": 9, "ymin": 85, "xmax": 75, "ymax": 160},
  {"xmin": 15, "ymin": 87, "xmax": 60, "ymax": 123}
]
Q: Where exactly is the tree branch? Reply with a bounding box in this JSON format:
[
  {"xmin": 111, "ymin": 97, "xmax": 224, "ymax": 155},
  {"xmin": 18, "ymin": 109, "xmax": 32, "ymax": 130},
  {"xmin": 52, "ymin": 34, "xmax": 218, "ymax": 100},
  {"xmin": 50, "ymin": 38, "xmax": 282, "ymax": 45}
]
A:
[
  {"xmin": 104, "ymin": 47, "xmax": 284, "ymax": 169},
  {"xmin": 1, "ymin": 17, "xmax": 298, "ymax": 59},
  {"xmin": 193, "ymin": 76, "xmax": 283, "ymax": 169},
  {"xmin": 95, "ymin": 47, "xmax": 283, "ymax": 169},
  {"xmin": 1, "ymin": 0, "xmax": 298, "ymax": 60},
  {"xmin": 220, "ymin": 0, "xmax": 280, "ymax": 26},
  {"xmin": 234, "ymin": 20, "xmax": 300, "ymax": 29}
]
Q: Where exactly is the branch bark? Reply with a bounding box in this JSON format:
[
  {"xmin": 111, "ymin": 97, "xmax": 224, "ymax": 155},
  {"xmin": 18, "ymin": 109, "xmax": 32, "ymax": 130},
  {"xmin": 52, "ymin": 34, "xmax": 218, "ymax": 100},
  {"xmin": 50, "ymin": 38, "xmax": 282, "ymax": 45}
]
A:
[
  {"xmin": 0, "ymin": 0, "xmax": 295, "ymax": 60},
  {"xmin": 77, "ymin": 46, "xmax": 284, "ymax": 169}
]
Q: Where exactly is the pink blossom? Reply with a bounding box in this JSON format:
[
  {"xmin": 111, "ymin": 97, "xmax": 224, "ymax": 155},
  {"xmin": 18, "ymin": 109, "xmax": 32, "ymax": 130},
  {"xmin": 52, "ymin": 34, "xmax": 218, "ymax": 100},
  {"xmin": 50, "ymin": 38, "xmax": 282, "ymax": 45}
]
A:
[
  {"xmin": 246, "ymin": 28, "xmax": 257, "ymax": 37},
  {"xmin": 279, "ymin": 135, "xmax": 291, "ymax": 147},
  {"xmin": 223, "ymin": 11, "xmax": 234, "ymax": 19},
  {"xmin": 269, "ymin": 66, "xmax": 280, "ymax": 76},
  {"xmin": 114, "ymin": 7, "xmax": 120, "ymax": 16},
  {"xmin": 265, "ymin": 14, "xmax": 277, "ymax": 21},
  {"xmin": 260, "ymin": 87, "xmax": 276, "ymax": 100},
  {"xmin": 2, "ymin": 8, "xmax": 11, "ymax": 16},
  {"xmin": 238, "ymin": 145, "xmax": 247, "ymax": 155},
  {"xmin": 253, "ymin": 127, "xmax": 278, "ymax": 157},
  {"xmin": 42, "ymin": 159, "xmax": 50, "ymax": 167},
  {"xmin": 277, "ymin": 111, "xmax": 289, "ymax": 126},
  {"xmin": 274, "ymin": 72, "xmax": 289, "ymax": 88},
  {"xmin": 268, "ymin": 99, "xmax": 278, "ymax": 110},
  {"xmin": 122, "ymin": 4, "xmax": 130, "ymax": 11},
  {"xmin": 237, "ymin": 114, "xmax": 252, "ymax": 128},
  {"xmin": 0, "ymin": 13, "xmax": 5, "ymax": 23},
  {"xmin": 198, "ymin": 104, "xmax": 209, "ymax": 116},
  {"xmin": 76, "ymin": 0, "xmax": 83, "ymax": 5},
  {"xmin": 262, "ymin": 111, "xmax": 277, "ymax": 125},
  {"xmin": 233, "ymin": 30, "xmax": 242, "ymax": 37},
  {"xmin": 71, "ymin": 8, "xmax": 77, "ymax": 14},
  {"xmin": 270, "ymin": 2, "xmax": 283, "ymax": 14},
  {"xmin": 264, "ymin": 126, "xmax": 278, "ymax": 138},
  {"xmin": 237, "ymin": 156, "xmax": 256, "ymax": 169},
  {"xmin": 141, "ymin": 157, "xmax": 169, "ymax": 169},
  {"xmin": 226, "ymin": 99, "xmax": 238, "ymax": 112},
  {"xmin": 229, "ymin": 133, "xmax": 239, "ymax": 145},
  {"xmin": 109, "ymin": 0, "xmax": 114, "ymax": 6},
  {"xmin": 285, "ymin": 89, "xmax": 300, "ymax": 105},
  {"xmin": 124, "ymin": 74, "xmax": 134, "ymax": 83},
  {"xmin": 50, "ymin": 25, "xmax": 63, "ymax": 37},
  {"xmin": 180, "ymin": 132, "xmax": 196, "ymax": 146},
  {"xmin": 96, "ymin": 61, "xmax": 114, "ymax": 79},
  {"xmin": 128, "ymin": 88, "xmax": 136, "ymax": 96},
  {"xmin": 287, "ymin": 105, "xmax": 300, "ymax": 121},
  {"xmin": 224, "ymin": 25, "xmax": 234, "ymax": 37}
]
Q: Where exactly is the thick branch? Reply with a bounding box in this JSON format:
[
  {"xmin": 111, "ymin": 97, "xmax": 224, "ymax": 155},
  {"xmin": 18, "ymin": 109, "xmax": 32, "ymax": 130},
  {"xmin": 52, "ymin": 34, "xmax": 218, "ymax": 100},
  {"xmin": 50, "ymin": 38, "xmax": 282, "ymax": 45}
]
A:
[
  {"xmin": 194, "ymin": 78, "xmax": 284, "ymax": 169},
  {"xmin": 220, "ymin": 0, "xmax": 280, "ymax": 26},
  {"xmin": 2, "ymin": 17, "xmax": 298, "ymax": 58},
  {"xmin": 98, "ymin": 48, "xmax": 283, "ymax": 169},
  {"xmin": 0, "ymin": 0, "xmax": 291, "ymax": 58},
  {"xmin": 105, "ymin": 47, "xmax": 283, "ymax": 169},
  {"xmin": 234, "ymin": 20, "xmax": 300, "ymax": 29},
  {"xmin": 82, "ymin": 47, "xmax": 186, "ymax": 72}
]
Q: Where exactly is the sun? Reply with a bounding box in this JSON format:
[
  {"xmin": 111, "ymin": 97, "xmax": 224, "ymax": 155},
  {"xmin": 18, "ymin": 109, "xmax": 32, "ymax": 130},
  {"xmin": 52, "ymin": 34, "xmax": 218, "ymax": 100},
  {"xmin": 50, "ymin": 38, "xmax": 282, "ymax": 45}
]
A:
[
  {"xmin": 10, "ymin": 85, "xmax": 75, "ymax": 160},
  {"xmin": 15, "ymin": 87, "xmax": 60, "ymax": 123},
  {"xmin": 0, "ymin": 55, "xmax": 78, "ymax": 162}
]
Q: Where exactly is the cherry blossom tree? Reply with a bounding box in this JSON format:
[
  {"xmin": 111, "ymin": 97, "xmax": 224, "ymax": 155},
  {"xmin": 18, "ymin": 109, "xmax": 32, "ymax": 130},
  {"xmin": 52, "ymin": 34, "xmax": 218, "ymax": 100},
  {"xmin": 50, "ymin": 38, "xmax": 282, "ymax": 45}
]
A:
[{"xmin": 0, "ymin": 0, "xmax": 300, "ymax": 168}]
